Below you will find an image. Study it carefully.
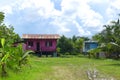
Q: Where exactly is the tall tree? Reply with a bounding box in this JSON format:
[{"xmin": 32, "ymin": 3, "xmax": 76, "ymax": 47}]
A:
[
  {"xmin": 0, "ymin": 12, "xmax": 20, "ymax": 44},
  {"xmin": 92, "ymin": 16, "xmax": 120, "ymax": 59},
  {"xmin": 75, "ymin": 38, "xmax": 84, "ymax": 53},
  {"xmin": 0, "ymin": 12, "xmax": 4, "ymax": 24},
  {"xmin": 57, "ymin": 35, "xmax": 74, "ymax": 54},
  {"xmin": 72, "ymin": 35, "xmax": 77, "ymax": 43},
  {"xmin": 0, "ymin": 12, "xmax": 31, "ymax": 77}
]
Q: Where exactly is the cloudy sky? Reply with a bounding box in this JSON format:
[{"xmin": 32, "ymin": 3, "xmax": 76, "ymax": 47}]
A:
[{"xmin": 0, "ymin": 0, "xmax": 120, "ymax": 37}]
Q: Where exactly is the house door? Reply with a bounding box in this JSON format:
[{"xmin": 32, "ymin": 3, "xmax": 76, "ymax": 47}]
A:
[{"xmin": 36, "ymin": 42, "xmax": 40, "ymax": 51}]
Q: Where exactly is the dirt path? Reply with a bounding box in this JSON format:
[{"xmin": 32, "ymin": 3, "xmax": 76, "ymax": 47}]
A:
[
  {"xmin": 52, "ymin": 65, "xmax": 88, "ymax": 80},
  {"xmin": 53, "ymin": 66, "xmax": 75, "ymax": 80}
]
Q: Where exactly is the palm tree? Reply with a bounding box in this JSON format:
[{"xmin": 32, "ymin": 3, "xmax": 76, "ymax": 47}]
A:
[{"xmin": 92, "ymin": 17, "xmax": 120, "ymax": 59}]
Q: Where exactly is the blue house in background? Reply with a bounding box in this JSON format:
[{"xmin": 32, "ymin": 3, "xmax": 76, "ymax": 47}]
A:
[{"xmin": 83, "ymin": 41, "xmax": 98, "ymax": 53}]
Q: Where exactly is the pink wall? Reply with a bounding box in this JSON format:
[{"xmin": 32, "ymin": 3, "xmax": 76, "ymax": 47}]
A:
[{"xmin": 23, "ymin": 39, "xmax": 57, "ymax": 52}]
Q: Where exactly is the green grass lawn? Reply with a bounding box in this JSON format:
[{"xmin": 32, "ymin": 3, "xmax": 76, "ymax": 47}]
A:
[{"xmin": 1, "ymin": 56, "xmax": 120, "ymax": 80}]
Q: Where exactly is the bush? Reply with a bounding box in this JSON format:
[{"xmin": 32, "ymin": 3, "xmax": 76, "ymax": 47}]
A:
[
  {"xmin": 71, "ymin": 51, "xmax": 78, "ymax": 55},
  {"xmin": 65, "ymin": 52, "xmax": 70, "ymax": 55},
  {"xmin": 60, "ymin": 55, "xmax": 76, "ymax": 58}
]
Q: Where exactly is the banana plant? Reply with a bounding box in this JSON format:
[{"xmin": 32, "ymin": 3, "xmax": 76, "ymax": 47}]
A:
[
  {"xmin": 19, "ymin": 50, "xmax": 34, "ymax": 66},
  {"xmin": 6, "ymin": 44, "xmax": 34, "ymax": 70},
  {"xmin": 0, "ymin": 38, "xmax": 10, "ymax": 76},
  {"xmin": 0, "ymin": 38, "xmax": 34, "ymax": 77}
]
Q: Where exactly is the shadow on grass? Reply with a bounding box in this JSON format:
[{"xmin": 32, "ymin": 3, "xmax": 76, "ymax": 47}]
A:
[
  {"xmin": 108, "ymin": 63, "xmax": 120, "ymax": 66},
  {"xmin": 29, "ymin": 52, "xmax": 41, "ymax": 57},
  {"xmin": 29, "ymin": 52, "xmax": 55, "ymax": 58},
  {"xmin": 104, "ymin": 63, "xmax": 120, "ymax": 67}
]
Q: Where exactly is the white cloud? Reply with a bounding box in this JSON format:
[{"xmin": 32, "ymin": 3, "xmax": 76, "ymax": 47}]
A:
[
  {"xmin": 111, "ymin": 0, "xmax": 120, "ymax": 9},
  {"xmin": 19, "ymin": 0, "xmax": 55, "ymax": 18},
  {"xmin": 51, "ymin": 0, "xmax": 103, "ymax": 36},
  {"xmin": 105, "ymin": 0, "xmax": 120, "ymax": 22},
  {"xmin": 1, "ymin": 0, "xmax": 120, "ymax": 37},
  {"xmin": 106, "ymin": 7, "xmax": 115, "ymax": 18},
  {"xmin": 0, "ymin": 5, "xmax": 12, "ymax": 15},
  {"xmin": 72, "ymin": 1, "xmax": 103, "ymax": 27},
  {"xmin": 18, "ymin": 0, "xmax": 104, "ymax": 36},
  {"xmin": 72, "ymin": 20, "xmax": 91, "ymax": 36},
  {"xmin": 50, "ymin": 17, "xmax": 70, "ymax": 33}
]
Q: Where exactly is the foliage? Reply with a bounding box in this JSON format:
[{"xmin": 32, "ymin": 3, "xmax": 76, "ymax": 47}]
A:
[
  {"xmin": 88, "ymin": 48, "xmax": 102, "ymax": 58},
  {"xmin": 0, "ymin": 38, "xmax": 9, "ymax": 76},
  {"xmin": 0, "ymin": 39, "xmax": 34, "ymax": 76},
  {"xmin": 75, "ymin": 38, "xmax": 84, "ymax": 53},
  {"xmin": 0, "ymin": 12, "xmax": 33, "ymax": 77},
  {"xmin": 92, "ymin": 16, "xmax": 120, "ymax": 59},
  {"xmin": 57, "ymin": 35, "xmax": 74, "ymax": 54},
  {"xmin": 0, "ymin": 12, "xmax": 4, "ymax": 24},
  {"xmin": 60, "ymin": 54, "xmax": 76, "ymax": 58},
  {"xmin": 72, "ymin": 35, "xmax": 77, "ymax": 42},
  {"xmin": 0, "ymin": 12, "xmax": 21, "ymax": 45},
  {"xmin": 6, "ymin": 44, "xmax": 33, "ymax": 70},
  {"xmin": 57, "ymin": 35, "xmax": 89, "ymax": 55},
  {"xmin": 0, "ymin": 38, "xmax": 33, "ymax": 77}
]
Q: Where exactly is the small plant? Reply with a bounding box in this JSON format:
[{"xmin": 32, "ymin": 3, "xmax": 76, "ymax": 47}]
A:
[
  {"xmin": 0, "ymin": 38, "xmax": 33, "ymax": 77},
  {"xmin": 0, "ymin": 38, "xmax": 9, "ymax": 76},
  {"xmin": 65, "ymin": 52, "xmax": 70, "ymax": 55},
  {"xmin": 88, "ymin": 48, "xmax": 101, "ymax": 59}
]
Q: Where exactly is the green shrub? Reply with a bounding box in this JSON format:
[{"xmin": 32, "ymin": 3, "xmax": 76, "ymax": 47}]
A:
[
  {"xmin": 65, "ymin": 52, "xmax": 70, "ymax": 55},
  {"xmin": 60, "ymin": 55, "xmax": 75, "ymax": 58},
  {"xmin": 0, "ymin": 39, "xmax": 33, "ymax": 77}
]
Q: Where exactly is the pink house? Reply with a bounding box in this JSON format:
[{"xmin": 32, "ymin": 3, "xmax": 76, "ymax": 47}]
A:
[{"xmin": 22, "ymin": 34, "xmax": 60, "ymax": 56}]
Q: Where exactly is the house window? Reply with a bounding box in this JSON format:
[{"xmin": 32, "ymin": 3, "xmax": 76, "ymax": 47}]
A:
[
  {"xmin": 45, "ymin": 41, "xmax": 52, "ymax": 47},
  {"xmin": 28, "ymin": 41, "xmax": 33, "ymax": 47}
]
